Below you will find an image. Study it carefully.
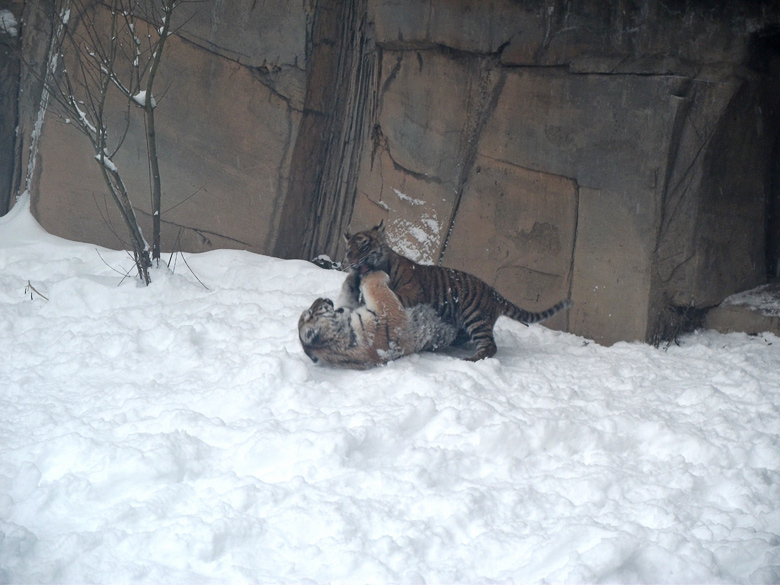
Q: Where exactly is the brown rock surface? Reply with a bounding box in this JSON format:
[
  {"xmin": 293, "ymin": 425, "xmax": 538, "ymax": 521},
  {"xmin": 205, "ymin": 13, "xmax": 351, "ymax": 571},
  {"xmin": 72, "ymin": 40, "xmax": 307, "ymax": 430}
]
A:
[
  {"xmin": 444, "ymin": 159, "xmax": 577, "ymax": 333},
  {"xmin": 6, "ymin": 0, "xmax": 780, "ymax": 345},
  {"xmin": 33, "ymin": 22, "xmax": 298, "ymax": 255}
]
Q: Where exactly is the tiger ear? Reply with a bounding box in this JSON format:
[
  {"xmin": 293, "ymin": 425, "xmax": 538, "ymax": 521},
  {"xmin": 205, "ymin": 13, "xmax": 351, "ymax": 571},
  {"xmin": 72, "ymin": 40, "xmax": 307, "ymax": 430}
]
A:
[
  {"xmin": 375, "ymin": 219, "xmax": 385, "ymax": 235},
  {"xmin": 343, "ymin": 230, "xmax": 352, "ymax": 242}
]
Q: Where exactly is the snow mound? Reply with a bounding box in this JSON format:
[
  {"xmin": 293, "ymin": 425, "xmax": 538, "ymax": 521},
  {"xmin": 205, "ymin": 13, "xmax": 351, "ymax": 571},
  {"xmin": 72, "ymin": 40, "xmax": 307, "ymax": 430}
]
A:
[{"xmin": 1, "ymin": 199, "xmax": 779, "ymax": 583}]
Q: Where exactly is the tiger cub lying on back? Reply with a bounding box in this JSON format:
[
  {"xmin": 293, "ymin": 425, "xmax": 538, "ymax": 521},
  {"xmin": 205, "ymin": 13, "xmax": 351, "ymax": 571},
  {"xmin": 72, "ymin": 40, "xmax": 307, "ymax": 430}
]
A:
[
  {"xmin": 339, "ymin": 221, "xmax": 572, "ymax": 361},
  {"xmin": 299, "ymin": 270, "xmax": 457, "ymax": 369}
]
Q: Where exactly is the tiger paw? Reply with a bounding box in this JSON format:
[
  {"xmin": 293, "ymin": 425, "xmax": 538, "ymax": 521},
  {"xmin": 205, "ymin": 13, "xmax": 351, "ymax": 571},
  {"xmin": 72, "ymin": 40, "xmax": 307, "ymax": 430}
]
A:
[{"xmin": 360, "ymin": 270, "xmax": 390, "ymax": 288}]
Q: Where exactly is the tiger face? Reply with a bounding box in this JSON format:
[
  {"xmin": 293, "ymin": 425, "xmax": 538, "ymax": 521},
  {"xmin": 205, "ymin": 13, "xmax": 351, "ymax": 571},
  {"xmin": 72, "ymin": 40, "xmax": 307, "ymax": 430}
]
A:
[
  {"xmin": 298, "ymin": 298, "xmax": 350, "ymax": 363},
  {"xmin": 343, "ymin": 220, "xmax": 389, "ymax": 275}
]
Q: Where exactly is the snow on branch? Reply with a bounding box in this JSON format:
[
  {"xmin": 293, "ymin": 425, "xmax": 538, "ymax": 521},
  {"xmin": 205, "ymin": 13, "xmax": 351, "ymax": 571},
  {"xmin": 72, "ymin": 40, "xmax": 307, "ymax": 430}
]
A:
[
  {"xmin": 132, "ymin": 90, "xmax": 156, "ymax": 108},
  {"xmin": 71, "ymin": 99, "xmax": 97, "ymax": 135},
  {"xmin": 0, "ymin": 9, "xmax": 18, "ymax": 37},
  {"xmin": 94, "ymin": 150, "xmax": 118, "ymax": 172}
]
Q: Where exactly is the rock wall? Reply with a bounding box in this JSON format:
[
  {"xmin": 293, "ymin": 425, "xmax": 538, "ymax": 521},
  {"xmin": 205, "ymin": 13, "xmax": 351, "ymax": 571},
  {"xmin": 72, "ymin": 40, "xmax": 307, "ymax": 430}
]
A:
[
  {"xmin": 0, "ymin": 0, "xmax": 21, "ymax": 215},
  {"xmin": 22, "ymin": 0, "xmax": 308, "ymax": 255},
  {"xmin": 344, "ymin": 0, "xmax": 780, "ymax": 344},
  {"xmin": 6, "ymin": 0, "xmax": 780, "ymax": 345}
]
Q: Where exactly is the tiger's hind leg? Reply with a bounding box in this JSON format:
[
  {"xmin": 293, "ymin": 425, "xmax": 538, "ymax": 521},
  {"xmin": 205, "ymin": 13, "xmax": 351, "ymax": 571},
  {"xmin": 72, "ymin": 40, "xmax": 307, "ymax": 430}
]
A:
[{"xmin": 464, "ymin": 322, "xmax": 498, "ymax": 361}]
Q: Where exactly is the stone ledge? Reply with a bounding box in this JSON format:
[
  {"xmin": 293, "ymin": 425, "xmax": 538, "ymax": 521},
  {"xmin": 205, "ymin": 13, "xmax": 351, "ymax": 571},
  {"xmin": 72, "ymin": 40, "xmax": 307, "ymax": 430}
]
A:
[{"xmin": 704, "ymin": 283, "xmax": 780, "ymax": 335}]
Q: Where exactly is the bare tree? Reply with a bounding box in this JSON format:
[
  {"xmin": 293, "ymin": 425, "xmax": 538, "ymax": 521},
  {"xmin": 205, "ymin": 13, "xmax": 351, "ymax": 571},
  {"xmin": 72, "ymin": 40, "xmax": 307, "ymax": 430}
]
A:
[{"xmin": 40, "ymin": 0, "xmax": 182, "ymax": 284}]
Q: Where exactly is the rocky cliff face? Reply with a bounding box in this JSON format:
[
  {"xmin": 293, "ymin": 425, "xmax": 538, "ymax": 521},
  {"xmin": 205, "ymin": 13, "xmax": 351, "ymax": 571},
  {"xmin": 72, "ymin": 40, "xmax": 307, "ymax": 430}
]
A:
[
  {"xmin": 340, "ymin": 0, "xmax": 780, "ymax": 344},
  {"xmin": 5, "ymin": 0, "xmax": 780, "ymax": 344},
  {"xmin": 0, "ymin": 1, "xmax": 21, "ymax": 215},
  {"xmin": 17, "ymin": 0, "xmax": 308, "ymax": 255}
]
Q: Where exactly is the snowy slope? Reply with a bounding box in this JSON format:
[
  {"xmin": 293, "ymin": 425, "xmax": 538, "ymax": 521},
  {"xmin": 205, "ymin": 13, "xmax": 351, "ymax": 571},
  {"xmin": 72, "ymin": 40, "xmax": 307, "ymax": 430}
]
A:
[{"xmin": 1, "ymin": 196, "xmax": 779, "ymax": 584}]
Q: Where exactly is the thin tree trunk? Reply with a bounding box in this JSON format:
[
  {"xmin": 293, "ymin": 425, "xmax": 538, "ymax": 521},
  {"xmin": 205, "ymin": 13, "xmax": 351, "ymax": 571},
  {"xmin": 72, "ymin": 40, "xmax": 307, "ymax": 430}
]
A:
[
  {"xmin": 143, "ymin": 0, "xmax": 174, "ymax": 263},
  {"xmin": 97, "ymin": 157, "xmax": 152, "ymax": 284}
]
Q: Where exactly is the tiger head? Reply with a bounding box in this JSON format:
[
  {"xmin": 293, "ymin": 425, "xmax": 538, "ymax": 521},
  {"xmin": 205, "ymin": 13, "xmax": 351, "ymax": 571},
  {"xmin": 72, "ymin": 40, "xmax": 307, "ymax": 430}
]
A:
[
  {"xmin": 298, "ymin": 297, "xmax": 349, "ymax": 363},
  {"xmin": 343, "ymin": 220, "xmax": 390, "ymax": 275}
]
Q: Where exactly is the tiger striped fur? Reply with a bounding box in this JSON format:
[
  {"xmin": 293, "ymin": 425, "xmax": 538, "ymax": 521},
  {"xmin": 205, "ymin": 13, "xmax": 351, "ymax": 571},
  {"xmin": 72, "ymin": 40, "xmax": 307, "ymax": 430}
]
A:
[
  {"xmin": 339, "ymin": 221, "xmax": 572, "ymax": 361},
  {"xmin": 299, "ymin": 270, "xmax": 457, "ymax": 369}
]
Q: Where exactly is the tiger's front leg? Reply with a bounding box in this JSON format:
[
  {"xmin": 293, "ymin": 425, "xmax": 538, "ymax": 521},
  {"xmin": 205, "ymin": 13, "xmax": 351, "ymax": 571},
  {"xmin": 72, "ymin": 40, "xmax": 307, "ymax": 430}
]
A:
[
  {"xmin": 359, "ymin": 271, "xmax": 406, "ymax": 322},
  {"xmin": 359, "ymin": 271, "xmax": 411, "ymax": 354},
  {"xmin": 336, "ymin": 269, "xmax": 362, "ymax": 309}
]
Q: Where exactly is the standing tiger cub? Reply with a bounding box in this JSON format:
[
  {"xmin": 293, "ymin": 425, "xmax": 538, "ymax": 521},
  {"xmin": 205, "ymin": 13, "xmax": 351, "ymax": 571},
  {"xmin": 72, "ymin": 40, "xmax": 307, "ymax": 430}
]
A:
[{"xmin": 339, "ymin": 221, "xmax": 572, "ymax": 361}]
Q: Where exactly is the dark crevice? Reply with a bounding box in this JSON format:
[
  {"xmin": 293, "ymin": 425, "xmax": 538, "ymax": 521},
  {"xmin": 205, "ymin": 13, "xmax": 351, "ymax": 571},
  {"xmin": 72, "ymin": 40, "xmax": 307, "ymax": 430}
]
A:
[
  {"xmin": 438, "ymin": 56, "xmax": 507, "ymax": 266},
  {"xmin": 651, "ymin": 299, "xmax": 714, "ymax": 349},
  {"xmin": 273, "ymin": 0, "xmax": 377, "ymax": 262},
  {"xmin": 566, "ymin": 180, "xmax": 580, "ymax": 332},
  {"xmin": 376, "ymin": 127, "xmax": 445, "ymax": 187},
  {"xmin": 248, "ymin": 65, "xmax": 300, "ymax": 111},
  {"xmin": 749, "ymin": 25, "xmax": 780, "ymax": 280}
]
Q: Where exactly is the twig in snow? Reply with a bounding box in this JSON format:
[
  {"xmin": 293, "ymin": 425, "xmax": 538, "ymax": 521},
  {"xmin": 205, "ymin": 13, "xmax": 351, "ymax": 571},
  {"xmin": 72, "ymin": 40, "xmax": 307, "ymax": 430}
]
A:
[
  {"xmin": 166, "ymin": 228, "xmax": 208, "ymax": 290},
  {"xmin": 25, "ymin": 281, "xmax": 49, "ymax": 301},
  {"xmin": 94, "ymin": 247, "xmax": 130, "ymax": 277},
  {"xmin": 179, "ymin": 251, "xmax": 209, "ymax": 290}
]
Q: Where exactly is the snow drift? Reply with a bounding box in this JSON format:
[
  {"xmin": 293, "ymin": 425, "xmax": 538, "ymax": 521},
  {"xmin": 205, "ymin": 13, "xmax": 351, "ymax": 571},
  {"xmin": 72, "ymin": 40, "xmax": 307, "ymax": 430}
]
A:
[{"xmin": 1, "ymin": 196, "xmax": 778, "ymax": 583}]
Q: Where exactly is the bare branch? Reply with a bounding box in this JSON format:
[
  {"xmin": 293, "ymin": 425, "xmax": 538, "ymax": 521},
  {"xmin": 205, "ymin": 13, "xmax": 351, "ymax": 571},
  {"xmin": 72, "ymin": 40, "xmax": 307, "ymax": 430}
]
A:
[
  {"xmin": 25, "ymin": 281, "xmax": 50, "ymax": 301},
  {"xmin": 18, "ymin": 0, "xmax": 185, "ymax": 283}
]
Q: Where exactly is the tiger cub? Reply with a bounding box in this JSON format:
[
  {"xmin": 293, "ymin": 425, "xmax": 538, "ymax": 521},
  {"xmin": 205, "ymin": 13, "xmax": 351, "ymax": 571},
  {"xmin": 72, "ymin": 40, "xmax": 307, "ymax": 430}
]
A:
[
  {"xmin": 299, "ymin": 270, "xmax": 457, "ymax": 369},
  {"xmin": 339, "ymin": 221, "xmax": 572, "ymax": 361}
]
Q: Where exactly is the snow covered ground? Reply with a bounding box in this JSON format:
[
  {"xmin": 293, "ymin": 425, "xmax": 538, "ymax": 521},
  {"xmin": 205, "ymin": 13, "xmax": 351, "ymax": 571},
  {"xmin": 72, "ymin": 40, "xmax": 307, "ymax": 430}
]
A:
[{"xmin": 1, "ymin": 196, "xmax": 779, "ymax": 584}]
